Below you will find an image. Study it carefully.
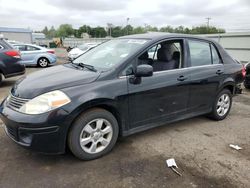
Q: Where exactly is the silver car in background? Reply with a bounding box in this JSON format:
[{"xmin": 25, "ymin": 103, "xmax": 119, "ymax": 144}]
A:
[
  {"xmin": 68, "ymin": 43, "xmax": 99, "ymax": 60},
  {"xmin": 13, "ymin": 44, "xmax": 57, "ymax": 67}
]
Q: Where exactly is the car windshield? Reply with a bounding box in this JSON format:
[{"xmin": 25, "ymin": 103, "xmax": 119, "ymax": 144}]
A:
[
  {"xmin": 78, "ymin": 44, "xmax": 89, "ymax": 51},
  {"xmin": 73, "ymin": 39, "xmax": 149, "ymax": 70}
]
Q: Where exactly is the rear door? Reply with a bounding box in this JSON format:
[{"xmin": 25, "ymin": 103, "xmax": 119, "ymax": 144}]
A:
[
  {"xmin": 17, "ymin": 45, "xmax": 41, "ymax": 65},
  {"xmin": 14, "ymin": 45, "xmax": 30, "ymax": 64},
  {"xmin": 187, "ymin": 39, "xmax": 224, "ymax": 113}
]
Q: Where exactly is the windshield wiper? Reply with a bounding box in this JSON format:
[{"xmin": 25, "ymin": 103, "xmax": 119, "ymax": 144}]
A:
[{"xmin": 73, "ymin": 62, "xmax": 97, "ymax": 72}]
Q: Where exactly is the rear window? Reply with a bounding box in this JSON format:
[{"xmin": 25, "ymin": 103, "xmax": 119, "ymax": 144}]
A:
[{"xmin": 0, "ymin": 40, "xmax": 13, "ymax": 49}]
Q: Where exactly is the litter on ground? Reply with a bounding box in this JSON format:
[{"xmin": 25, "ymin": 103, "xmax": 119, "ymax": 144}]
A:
[
  {"xmin": 166, "ymin": 158, "xmax": 182, "ymax": 176},
  {"xmin": 229, "ymin": 144, "xmax": 242, "ymax": 150}
]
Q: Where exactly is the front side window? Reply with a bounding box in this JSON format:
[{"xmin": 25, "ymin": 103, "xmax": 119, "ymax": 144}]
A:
[
  {"xmin": 188, "ymin": 40, "xmax": 212, "ymax": 67},
  {"xmin": 0, "ymin": 45, "xmax": 3, "ymax": 50},
  {"xmin": 73, "ymin": 39, "xmax": 149, "ymax": 70},
  {"xmin": 137, "ymin": 40, "xmax": 183, "ymax": 72}
]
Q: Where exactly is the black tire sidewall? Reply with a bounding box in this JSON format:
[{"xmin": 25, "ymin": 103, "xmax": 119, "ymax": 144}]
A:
[
  {"xmin": 68, "ymin": 108, "xmax": 119, "ymax": 160},
  {"xmin": 0, "ymin": 73, "xmax": 2, "ymax": 84},
  {"xmin": 38, "ymin": 58, "xmax": 49, "ymax": 67},
  {"xmin": 211, "ymin": 89, "xmax": 232, "ymax": 120},
  {"xmin": 244, "ymin": 81, "xmax": 250, "ymax": 89}
]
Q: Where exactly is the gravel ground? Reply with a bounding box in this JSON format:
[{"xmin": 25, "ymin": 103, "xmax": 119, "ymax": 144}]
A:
[{"xmin": 0, "ymin": 48, "xmax": 249, "ymax": 188}]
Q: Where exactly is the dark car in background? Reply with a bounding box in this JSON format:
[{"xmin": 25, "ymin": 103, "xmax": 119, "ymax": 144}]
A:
[
  {"xmin": 244, "ymin": 63, "xmax": 250, "ymax": 89},
  {"xmin": 0, "ymin": 39, "xmax": 25, "ymax": 84},
  {"xmin": 0, "ymin": 33, "xmax": 245, "ymax": 160}
]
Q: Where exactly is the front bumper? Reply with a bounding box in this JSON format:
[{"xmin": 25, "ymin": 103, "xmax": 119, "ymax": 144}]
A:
[{"xmin": 0, "ymin": 101, "xmax": 71, "ymax": 154}]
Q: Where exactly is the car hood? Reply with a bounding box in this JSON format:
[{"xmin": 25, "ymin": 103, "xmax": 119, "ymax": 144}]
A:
[{"xmin": 11, "ymin": 64, "xmax": 101, "ymax": 99}]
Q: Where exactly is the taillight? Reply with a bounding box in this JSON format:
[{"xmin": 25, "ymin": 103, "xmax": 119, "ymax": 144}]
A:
[
  {"xmin": 47, "ymin": 50, "xmax": 54, "ymax": 54},
  {"xmin": 242, "ymin": 64, "xmax": 246, "ymax": 78},
  {"xmin": 4, "ymin": 50, "xmax": 21, "ymax": 59}
]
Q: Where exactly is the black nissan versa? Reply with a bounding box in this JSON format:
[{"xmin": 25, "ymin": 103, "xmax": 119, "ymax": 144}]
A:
[
  {"xmin": 0, "ymin": 33, "xmax": 245, "ymax": 160},
  {"xmin": 244, "ymin": 62, "xmax": 250, "ymax": 89}
]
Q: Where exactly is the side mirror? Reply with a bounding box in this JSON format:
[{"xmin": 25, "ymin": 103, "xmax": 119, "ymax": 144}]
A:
[{"xmin": 135, "ymin": 65, "xmax": 153, "ymax": 77}]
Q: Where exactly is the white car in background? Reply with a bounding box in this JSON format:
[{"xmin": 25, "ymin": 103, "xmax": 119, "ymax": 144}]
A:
[{"xmin": 68, "ymin": 43, "xmax": 99, "ymax": 60}]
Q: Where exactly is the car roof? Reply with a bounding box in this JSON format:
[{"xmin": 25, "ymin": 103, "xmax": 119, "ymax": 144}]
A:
[
  {"xmin": 119, "ymin": 32, "xmax": 215, "ymax": 43},
  {"xmin": 13, "ymin": 43, "xmax": 43, "ymax": 48}
]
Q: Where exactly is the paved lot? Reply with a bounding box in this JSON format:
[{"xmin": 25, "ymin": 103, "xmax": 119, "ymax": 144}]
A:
[{"xmin": 0, "ymin": 49, "xmax": 250, "ymax": 188}]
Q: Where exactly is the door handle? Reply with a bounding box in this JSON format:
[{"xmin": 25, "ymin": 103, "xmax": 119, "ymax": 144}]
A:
[
  {"xmin": 216, "ymin": 70, "xmax": 224, "ymax": 75},
  {"xmin": 177, "ymin": 75, "xmax": 188, "ymax": 81}
]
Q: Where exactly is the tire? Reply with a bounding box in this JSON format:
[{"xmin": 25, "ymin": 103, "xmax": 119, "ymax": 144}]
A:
[
  {"xmin": 0, "ymin": 73, "xmax": 2, "ymax": 85},
  {"xmin": 208, "ymin": 89, "xmax": 232, "ymax": 121},
  {"xmin": 37, "ymin": 57, "xmax": 49, "ymax": 67},
  {"xmin": 68, "ymin": 108, "xmax": 119, "ymax": 160},
  {"xmin": 244, "ymin": 80, "xmax": 250, "ymax": 89}
]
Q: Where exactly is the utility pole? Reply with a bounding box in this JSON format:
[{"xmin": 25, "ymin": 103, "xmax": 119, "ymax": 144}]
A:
[
  {"xmin": 107, "ymin": 23, "xmax": 112, "ymax": 37},
  {"xmin": 206, "ymin": 17, "xmax": 211, "ymax": 28},
  {"xmin": 205, "ymin": 17, "xmax": 211, "ymax": 34},
  {"xmin": 126, "ymin": 17, "xmax": 130, "ymax": 35}
]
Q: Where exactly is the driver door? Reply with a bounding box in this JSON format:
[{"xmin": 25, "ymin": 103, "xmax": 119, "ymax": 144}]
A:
[{"xmin": 127, "ymin": 39, "xmax": 190, "ymax": 130}]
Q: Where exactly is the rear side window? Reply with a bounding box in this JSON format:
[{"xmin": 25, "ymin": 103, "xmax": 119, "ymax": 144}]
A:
[
  {"xmin": 211, "ymin": 45, "xmax": 220, "ymax": 64},
  {"xmin": 188, "ymin": 40, "xmax": 212, "ymax": 67},
  {"xmin": 0, "ymin": 44, "xmax": 3, "ymax": 50}
]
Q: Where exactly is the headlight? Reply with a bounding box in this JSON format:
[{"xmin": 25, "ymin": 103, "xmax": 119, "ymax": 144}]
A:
[{"xmin": 19, "ymin": 90, "xmax": 71, "ymax": 115}]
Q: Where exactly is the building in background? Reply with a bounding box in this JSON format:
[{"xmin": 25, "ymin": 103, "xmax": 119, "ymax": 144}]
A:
[
  {"xmin": 32, "ymin": 32, "xmax": 45, "ymax": 41},
  {"xmin": 0, "ymin": 27, "xmax": 32, "ymax": 43},
  {"xmin": 200, "ymin": 32, "xmax": 250, "ymax": 64}
]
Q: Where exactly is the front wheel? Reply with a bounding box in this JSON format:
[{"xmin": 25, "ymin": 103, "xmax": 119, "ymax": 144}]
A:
[
  {"xmin": 68, "ymin": 108, "xmax": 119, "ymax": 160},
  {"xmin": 208, "ymin": 89, "xmax": 232, "ymax": 121}
]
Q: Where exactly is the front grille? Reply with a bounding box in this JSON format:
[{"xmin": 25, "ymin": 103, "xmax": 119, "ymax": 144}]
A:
[{"xmin": 7, "ymin": 94, "xmax": 29, "ymax": 111}]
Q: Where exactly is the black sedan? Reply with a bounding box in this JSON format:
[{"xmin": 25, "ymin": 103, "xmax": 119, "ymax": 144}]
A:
[
  {"xmin": 0, "ymin": 39, "xmax": 25, "ymax": 84},
  {"xmin": 0, "ymin": 33, "xmax": 245, "ymax": 160},
  {"xmin": 244, "ymin": 62, "xmax": 250, "ymax": 89}
]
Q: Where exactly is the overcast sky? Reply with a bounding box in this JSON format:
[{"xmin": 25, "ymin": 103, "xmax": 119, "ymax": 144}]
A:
[{"xmin": 0, "ymin": 0, "xmax": 250, "ymax": 32}]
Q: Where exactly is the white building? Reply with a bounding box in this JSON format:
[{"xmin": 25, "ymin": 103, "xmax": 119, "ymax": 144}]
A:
[
  {"xmin": 0, "ymin": 27, "xmax": 32, "ymax": 43},
  {"xmin": 200, "ymin": 32, "xmax": 250, "ymax": 64}
]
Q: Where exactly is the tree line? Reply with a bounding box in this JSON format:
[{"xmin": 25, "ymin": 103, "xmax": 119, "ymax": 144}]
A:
[{"xmin": 41, "ymin": 24, "xmax": 225, "ymax": 39}]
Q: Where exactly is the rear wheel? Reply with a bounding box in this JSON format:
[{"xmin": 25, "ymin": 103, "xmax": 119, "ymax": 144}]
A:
[
  {"xmin": 0, "ymin": 73, "xmax": 2, "ymax": 85},
  {"xmin": 244, "ymin": 80, "xmax": 250, "ymax": 89},
  {"xmin": 38, "ymin": 57, "xmax": 49, "ymax": 67},
  {"xmin": 68, "ymin": 108, "xmax": 119, "ymax": 160},
  {"xmin": 208, "ymin": 89, "xmax": 232, "ymax": 120}
]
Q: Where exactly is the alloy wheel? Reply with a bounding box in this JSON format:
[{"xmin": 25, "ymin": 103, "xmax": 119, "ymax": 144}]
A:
[
  {"xmin": 79, "ymin": 118, "xmax": 113, "ymax": 154},
  {"xmin": 216, "ymin": 93, "xmax": 230, "ymax": 116},
  {"xmin": 39, "ymin": 58, "xmax": 48, "ymax": 67}
]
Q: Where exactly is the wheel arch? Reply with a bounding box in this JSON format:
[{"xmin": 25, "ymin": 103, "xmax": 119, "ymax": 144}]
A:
[
  {"xmin": 0, "ymin": 65, "xmax": 6, "ymax": 77},
  {"xmin": 219, "ymin": 79, "xmax": 236, "ymax": 95},
  {"xmin": 64, "ymin": 98, "xmax": 124, "ymax": 153},
  {"xmin": 66, "ymin": 98, "xmax": 124, "ymax": 136},
  {"xmin": 36, "ymin": 56, "xmax": 50, "ymax": 66}
]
